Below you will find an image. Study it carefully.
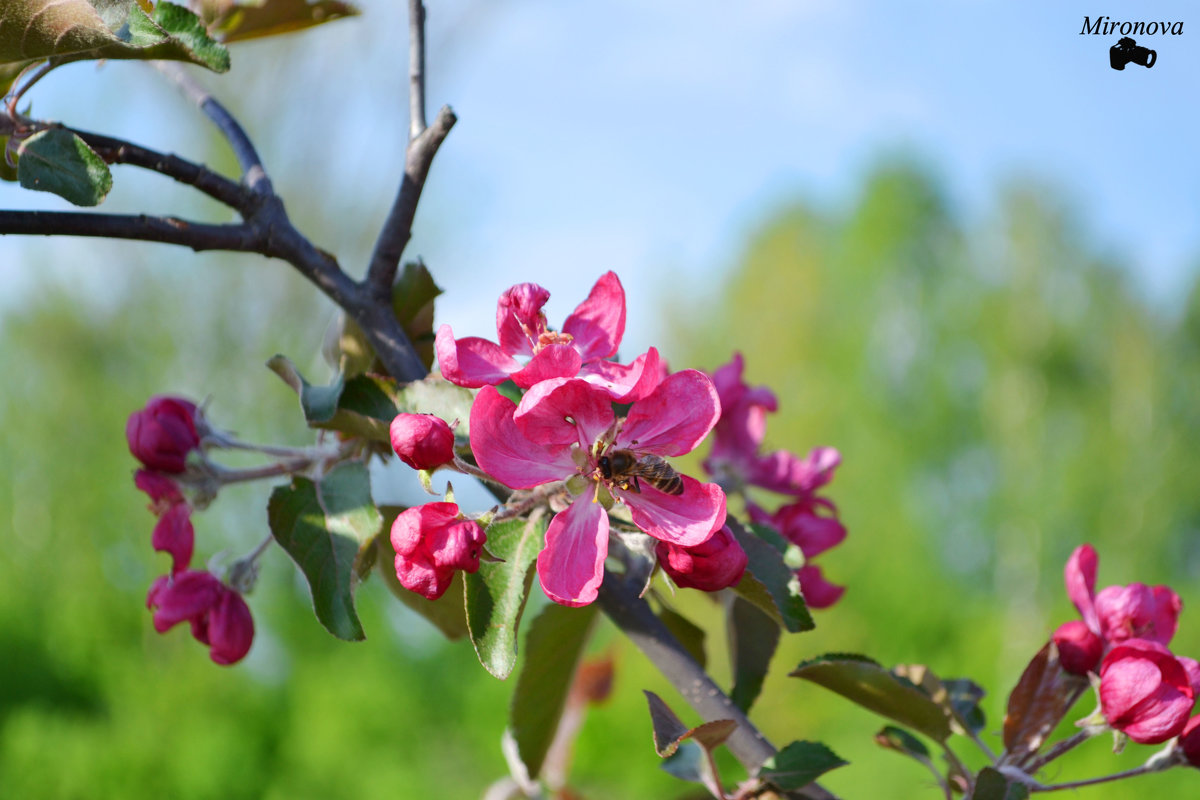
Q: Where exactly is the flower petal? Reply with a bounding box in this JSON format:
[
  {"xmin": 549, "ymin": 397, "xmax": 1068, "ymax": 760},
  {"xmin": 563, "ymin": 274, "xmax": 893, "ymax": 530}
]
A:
[
  {"xmin": 1064, "ymin": 544, "xmax": 1100, "ymax": 635},
  {"xmin": 562, "ymin": 271, "xmax": 625, "ymax": 362},
  {"xmin": 149, "ymin": 570, "xmax": 221, "ymax": 633},
  {"xmin": 470, "ymin": 387, "xmax": 575, "ymax": 488},
  {"xmin": 619, "ymin": 369, "xmax": 720, "ymax": 456},
  {"xmin": 537, "ymin": 488, "xmax": 608, "ymax": 607},
  {"xmin": 496, "ymin": 282, "xmax": 551, "ymax": 356},
  {"xmin": 509, "ymin": 344, "xmax": 583, "ymax": 389},
  {"xmin": 579, "ymin": 347, "xmax": 663, "ymax": 402},
  {"xmin": 436, "ymin": 325, "xmax": 519, "ymax": 387},
  {"xmin": 151, "ymin": 502, "xmax": 195, "ymax": 574},
  {"xmin": 797, "ymin": 565, "xmax": 846, "ymax": 609},
  {"xmin": 623, "ymin": 475, "xmax": 725, "ymax": 547},
  {"xmin": 514, "ymin": 378, "xmax": 614, "ymax": 448},
  {"xmin": 207, "ymin": 589, "xmax": 255, "ymax": 665}
]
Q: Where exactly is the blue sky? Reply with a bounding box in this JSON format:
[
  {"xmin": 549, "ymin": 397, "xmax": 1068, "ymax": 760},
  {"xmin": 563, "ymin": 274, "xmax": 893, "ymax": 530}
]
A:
[{"xmin": 1, "ymin": 0, "xmax": 1196, "ymax": 360}]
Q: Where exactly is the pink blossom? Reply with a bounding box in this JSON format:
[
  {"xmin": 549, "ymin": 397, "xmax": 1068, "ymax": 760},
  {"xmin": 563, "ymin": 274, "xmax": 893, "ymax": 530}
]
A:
[
  {"xmin": 1052, "ymin": 620, "xmax": 1104, "ymax": 675},
  {"xmin": 390, "ymin": 502, "xmax": 487, "ymax": 600},
  {"xmin": 151, "ymin": 502, "xmax": 194, "ymax": 575},
  {"xmin": 470, "ymin": 371, "xmax": 727, "ymax": 607},
  {"xmin": 656, "ymin": 524, "xmax": 747, "ymax": 592},
  {"xmin": 1063, "ymin": 544, "xmax": 1181, "ymax": 647},
  {"xmin": 796, "ymin": 565, "xmax": 845, "ymax": 610},
  {"xmin": 1099, "ymin": 638, "xmax": 1194, "ymax": 743},
  {"xmin": 389, "ymin": 413, "xmax": 456, "ymax": 470},
  {"xmin": 748, "ymin": 499, "xmax": 848, "ymax": 609},
  {"xmin": 146, "ymin": 570, "xmax": 254, "ymax": 665},
  {"xmin": 436, "ymin": 272, "xmax": 662, "ymax": 401},
  {"xmin": 126, "ymin": 396, "xmax": 202, "ymax": 473}
]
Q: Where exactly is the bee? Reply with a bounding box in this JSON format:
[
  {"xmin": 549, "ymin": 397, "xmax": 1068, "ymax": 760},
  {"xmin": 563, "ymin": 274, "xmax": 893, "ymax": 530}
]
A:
[{"xmin": 598, "ymin": 449, "xmax": 684, "ymax": 495}]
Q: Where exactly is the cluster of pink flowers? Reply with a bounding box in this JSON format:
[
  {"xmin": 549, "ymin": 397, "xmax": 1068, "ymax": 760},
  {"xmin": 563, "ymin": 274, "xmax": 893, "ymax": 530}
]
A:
[
  {"xmin": 393, "ymin": 273, "xmax": 737, "ymax": 607},
  {"xmin": 128, "ymin": 396, "xmax": 254, "ymax": 665},
  {"xmin": 1054, "ymin": 544, "xmax": 1198, "ymax": 750},
  {"xmin": 702, "ymin": 353, "xmax": 847, "ymax": 608}
]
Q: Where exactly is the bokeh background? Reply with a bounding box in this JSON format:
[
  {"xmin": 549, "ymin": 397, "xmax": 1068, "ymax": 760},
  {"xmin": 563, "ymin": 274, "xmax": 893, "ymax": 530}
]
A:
[{"xmin": 2, "ymin": 1, "xmax": 1198, "ymax": 797}]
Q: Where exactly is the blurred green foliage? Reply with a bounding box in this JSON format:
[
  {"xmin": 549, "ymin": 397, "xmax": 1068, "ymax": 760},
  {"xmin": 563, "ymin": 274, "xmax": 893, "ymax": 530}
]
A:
[{"xmin": 1, "ymin": 160, "xmax": 1198, "ymax": 799}]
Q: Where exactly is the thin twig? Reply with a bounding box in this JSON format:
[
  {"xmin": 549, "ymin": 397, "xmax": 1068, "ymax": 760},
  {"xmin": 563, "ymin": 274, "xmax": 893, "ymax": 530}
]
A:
[
  {"xmin": 363, "ymin": 105, "xmax": 456, "ymax": 299},
  {"xmin": 0, "ymin": 211, "xmax": 262, "ymax": 252},
  {"xmin": 152, "ymin": 61, "xmax": 272, "ymax": 195},
  {"xmin": 408, "ymin": 0, "xmax": 428, "ymax": 138}
]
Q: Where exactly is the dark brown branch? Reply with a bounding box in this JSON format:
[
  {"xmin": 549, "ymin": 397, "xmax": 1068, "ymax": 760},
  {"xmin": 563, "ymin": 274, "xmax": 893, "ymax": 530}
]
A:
[
  {"xmin": 364, "ymin": 105, "xmax": 456, "ymax": 300},
  {"xmin": 0, "ymin": 210, "xmax": 262, "ymax": 251},
  {"xmin": 596, "ymin": 573, "xmax": 837, "ymax": 799},
  {"xmin": 152, "ymin": 61, "xmax": 272, "ymax": 196},
  {"xmin": 71, "ymin": 128, "xmax": 251, "ymax": 211}
]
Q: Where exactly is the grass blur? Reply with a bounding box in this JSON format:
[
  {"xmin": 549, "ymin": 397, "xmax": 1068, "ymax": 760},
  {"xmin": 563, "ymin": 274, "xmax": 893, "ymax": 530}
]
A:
[{"xmin": 1, "ymin": 160, "xmax": 1198, "ymax": 799}]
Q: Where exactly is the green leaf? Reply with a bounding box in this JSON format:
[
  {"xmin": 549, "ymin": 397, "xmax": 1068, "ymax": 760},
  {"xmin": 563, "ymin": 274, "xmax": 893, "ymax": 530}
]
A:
[
  {"xmin": 266, "ymin": 354, "xmax": 346, "ymax": 423},
  {"xmin": 943, "ymin": 677, "xmax": 987, "ymax": 736},
  {"xmin": 729, "ymin": 519, "xmax": 814, "ymax": 633},
  {"xmin": 874, "ymin": 725, "xmax": 932, "ymax": 763},
  {"xmin": 465, "ymin": 515, "xmax": 546, "ymax": 679},
  {"xmin": 0, "ymin": 2, "xmax": 229, "ymax": 71},
  {"xmin": 660, "ymin": 740, "xmax": 708, "ymax": 784},
  {"xmin": 392, "ymin": 260, "xmax": 443, "ymax": 373},
  {"xmin": 759, "ymin": 740, "xmax": 848, "ymax": 791},
  {"xmin": 212, "ymin": 0, "xmax": 359, "ymax": 44},
  {"xmin": 655, "ymin": 606, "xmax": 706, "ymax": 669},
  {"xmin": 728, "ymin": 595, "xmax": 780, "ymax": 713},
  {"xmin": 508, "ymin": 602, "xmax": 597, "ymax": 778},
  {"xmin": 643, "ymin": 691, "xmax": 737, "ymax": 758},
  {"xmin": 790, "ymin": 654, "xmax": 953, "ymax": 742},
  {"xmin": 17, "ymin": 129, "xmax": 111, "ymax": 206},
  {"xmin": 266, "ymin": 461, "xmax": 381, "ymax": 641},
  {"xmin": 973, "ymin": 767, "xmax": 1030, "ymax": 800}
]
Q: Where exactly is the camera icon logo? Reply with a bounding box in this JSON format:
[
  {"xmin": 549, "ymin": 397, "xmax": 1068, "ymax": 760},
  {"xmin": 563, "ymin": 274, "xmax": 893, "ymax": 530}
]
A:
[{"xmin": 1110, "ymin": 37, "xmax": 1156, "ymax": 70}]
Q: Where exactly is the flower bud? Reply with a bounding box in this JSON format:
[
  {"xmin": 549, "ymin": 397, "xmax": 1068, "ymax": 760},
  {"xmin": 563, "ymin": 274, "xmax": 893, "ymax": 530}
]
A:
[
  {"xmin": 391, "ymin": 502, "xmax": 486, "ymax": 600},
  {"xmin": 389, "ymin": 413, "xmax": 456, "ymax": 470},
  {"xmin": 1095, "ymin": 582, "xmax": 1182, "ymax": 647},
  {"xmin": 151, "ymin": 502, "xmax": 195, "ymax": 574},
  {"xmin": 126, "ymin": 396, "xmax": 201, "ymax": 473},
  {"xmin": 1052, "ymin": 620, "xmax": 1104, "ymax": 675},
  {"xmin": 656, "ymin": 525, "xmax": 747, "ymax": 592},
  {"xmin": 1099, "ymin": 638, "xmax": 1195, "ymax": 744},
  {"xmin": 146, "ymin": 571, "xmax": 255, "ymax": 665}
]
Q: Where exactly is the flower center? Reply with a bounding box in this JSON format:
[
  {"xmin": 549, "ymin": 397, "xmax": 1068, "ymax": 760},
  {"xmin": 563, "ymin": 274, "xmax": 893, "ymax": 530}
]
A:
[{"xmin": 534, "ymin": 328, "xmax": 574, "ymax": 353}]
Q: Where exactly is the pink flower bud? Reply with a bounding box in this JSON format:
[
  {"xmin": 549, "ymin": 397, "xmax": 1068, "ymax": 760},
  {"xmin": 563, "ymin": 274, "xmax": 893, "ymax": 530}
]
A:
[
  {"xmin": 656, "ymin": 525, "xmax": 748, "ymax": 592},
  {"xmin": 151, "ymin": 502, "xmax": 194, "ymax": 574},
  {"xmin": 1099, "ymin": 639, "xmax": 1195, "ymax": 744},
  {"xmin": 391, "ymin": 502, "xmax": 486, "ymax": 600},
  {"xmin": 1053, "ymin": 620, "xmax": 1104, "ymax": 675},
  {"xmin": 146, "ymin": 571, "xmax": 255, "ymax": 665},
  {"xmin": 1181, "ymin": 715, "xmax": 1200, "ymax": 767},
  {"xmin": 126, "ymin": 396, "xmax": 201, "ymax": 473},
  {"xmin": 389, "ymin": 413, "xmax": 456, "ymax": 470}
]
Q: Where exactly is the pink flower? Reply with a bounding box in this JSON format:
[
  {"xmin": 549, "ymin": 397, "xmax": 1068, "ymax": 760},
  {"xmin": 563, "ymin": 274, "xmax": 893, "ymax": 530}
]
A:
[
  {"xmin": 146, "ymin": 570, "xmax": 254, "ymax": 665},
  {"xmin": 1099, "ymin": 638, "xmax": 1194, "ymax": 743},
  {"xmin": 796, "ymin": 565, "xmax": 846, "ymax": 610},
  {"xmin": 390, "ymin": 502, "xmax": 487, "ymax": 600},
  {"xmin": 703, "ymin": 353, "xmax": 841, "ymax": 497},
  {"xmin": 151, "ymin": 502, "xmax": 194, "ymax": 575},
  {"xmin": 1052, "ymin": 620, "xmax": 1104, "ymax": 675},
  {"xmin": 126, "ymin": 396, "xmax": 202, "ymax": 473},
  {"xmin": 1064, "ymin": 544, "xmax": 1181, "ymax": 648},
  {"xmin": 390, "ymin": 413, "xmax": 456, "ymax": 470},
  {"xmin": 656, "ymin": 524, "xmax": 747, "ymax": 592},
  {"xmin": 470, "ymin": 370, "xmax": 727, "ymax": 607},
  {"xmin": 436, "ymin": 272, "xmax": 662, "ymax": 401}
]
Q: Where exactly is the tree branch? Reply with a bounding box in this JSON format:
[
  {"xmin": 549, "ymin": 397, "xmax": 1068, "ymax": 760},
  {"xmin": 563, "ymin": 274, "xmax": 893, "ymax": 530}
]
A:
[
  {"xmin": 152, "ymin": 61, "xmax": 272, "ymax": 196},
  {"xmin": 596, "ymin": 573, "xmax": 838, "ymax": 800},
  {"xmin": 409, "ymin": 0, "xmax": 428, "ymax": 138},
  {"xmin": 364, "ymin": 105, "xmax": 456, "ymax": 300},
  {"xmin": 71, "ymin": 128, "xmax": 251, "ymax": 211},
  {"xmin": 0, "ymin": 210, "xmax": 262, "ymax": 252}
]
